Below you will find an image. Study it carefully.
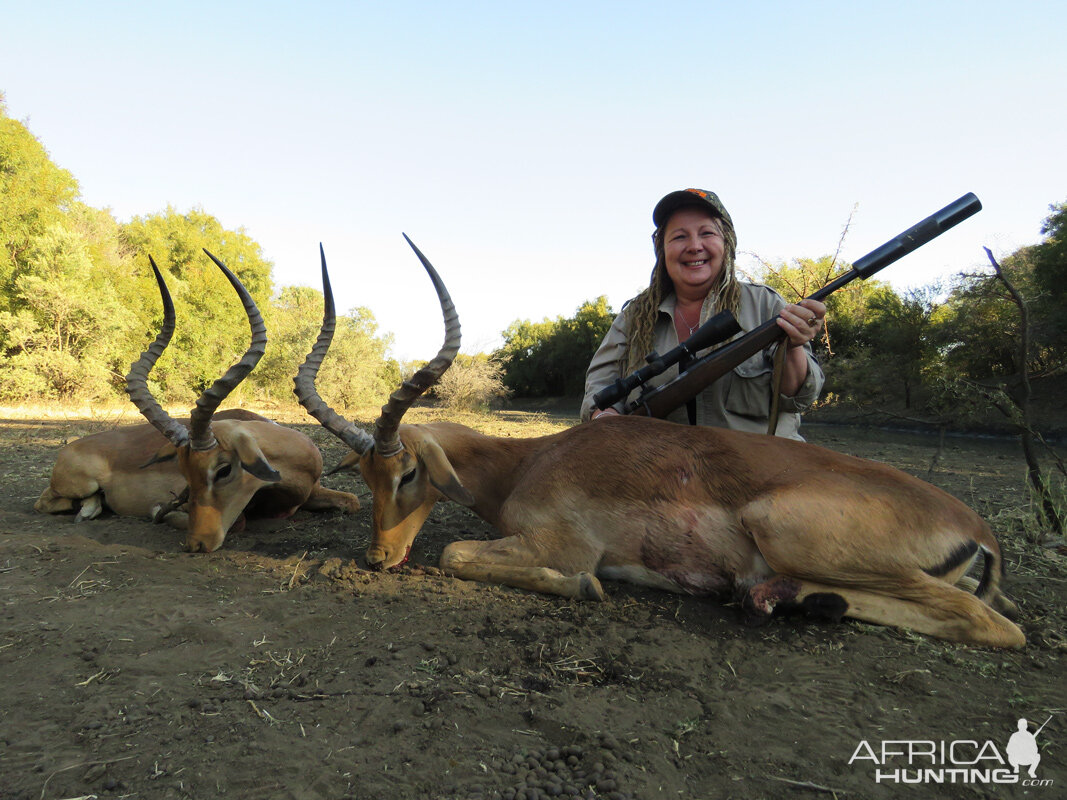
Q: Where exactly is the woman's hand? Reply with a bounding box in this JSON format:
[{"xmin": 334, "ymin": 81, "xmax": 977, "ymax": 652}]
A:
[
  {"xmin": 777, "ymin": 299, "xmax": 826, "ymax": 349},
  {"xmin": 590, "ymin": 407, "xmax": 622, "ymax": 420}
]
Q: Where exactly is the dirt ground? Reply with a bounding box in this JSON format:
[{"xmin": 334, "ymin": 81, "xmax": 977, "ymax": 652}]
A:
[{"xmin": 1, "ymin": 406, "xmax": 1065, "ymax": 800}]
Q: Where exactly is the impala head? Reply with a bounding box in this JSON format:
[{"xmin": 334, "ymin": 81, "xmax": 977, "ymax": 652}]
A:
[
  {"xmin": 127, "ymin": 251, "xmax": 278, "ymax": 552},
  {"xmin": 294, "ymin": 237, "xmax": 472, "ymax": 569}
]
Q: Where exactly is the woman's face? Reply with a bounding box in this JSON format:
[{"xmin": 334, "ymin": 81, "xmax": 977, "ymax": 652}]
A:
[{"xmin": 662, "ymin": 207, "xmax": 725, "ymax": 297}]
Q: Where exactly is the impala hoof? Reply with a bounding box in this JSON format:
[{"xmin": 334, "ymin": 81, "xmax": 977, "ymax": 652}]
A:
[
  {"xmin": 740, "ymin": 592, "xmax": 774, "ymax": 626},
  {"xmin": 578, "ymin": 572, "xmax": 605, "ymax": 601},
  {"xmin": 801, "ymin": 592, "xmax": 848, "ymax": 622}
]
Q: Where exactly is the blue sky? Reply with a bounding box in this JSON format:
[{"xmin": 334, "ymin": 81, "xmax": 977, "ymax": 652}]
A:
[{"xmin": 3, "ymin": 1, "xmax": 1064, "ymax": 360}]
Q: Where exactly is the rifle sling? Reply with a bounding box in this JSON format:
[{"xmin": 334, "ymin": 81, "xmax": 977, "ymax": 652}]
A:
[
  {"xmin": 678, "ymin": 352, "xmax": 698, "ymax": 425},
  {"xmin": 767, "ymin": 336, "xmax": 787, "ymax": 436}
]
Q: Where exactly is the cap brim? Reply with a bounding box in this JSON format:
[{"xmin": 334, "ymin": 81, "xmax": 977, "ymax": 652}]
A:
[{"xmin": 652, "ymin": 189, "xmax": 731, "ymax": 229}]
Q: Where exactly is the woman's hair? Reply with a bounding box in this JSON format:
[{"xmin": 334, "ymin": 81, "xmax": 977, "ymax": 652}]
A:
[{"xmin": 621, "ymin": 208, "xmax": 739, "ymax": 373}]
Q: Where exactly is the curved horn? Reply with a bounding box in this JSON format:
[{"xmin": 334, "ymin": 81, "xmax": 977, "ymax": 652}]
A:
[
  {"xmin": 373, "ymin": 234, "xmax": 461, "ymax": 458},
  {"xmin": 293, "ymin": 245, "xmax": 375, "ymax": 454},
  {"xmin": 125, "ymin": 256, "xmax": 190, "ymax": 447},
  {"xmin": 188, "ymin": 249, "xmax": 267, "ymax": 451}
]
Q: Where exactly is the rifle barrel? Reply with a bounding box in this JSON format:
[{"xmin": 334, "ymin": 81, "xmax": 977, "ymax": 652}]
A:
[{"xmin": 1033, "ymin": 715, "xmax": 1054, "ymax": 737}]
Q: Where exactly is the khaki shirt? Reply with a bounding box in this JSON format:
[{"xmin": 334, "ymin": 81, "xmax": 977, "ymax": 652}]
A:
[{"xmin": 580, "ymin": 283, "xmax": 824, "ymax": 440}]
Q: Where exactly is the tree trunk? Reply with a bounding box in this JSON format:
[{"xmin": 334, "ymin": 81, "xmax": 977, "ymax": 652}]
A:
[{"xmin": 985, "ymin": 247, "xmax": 1064, "ymax": 535}]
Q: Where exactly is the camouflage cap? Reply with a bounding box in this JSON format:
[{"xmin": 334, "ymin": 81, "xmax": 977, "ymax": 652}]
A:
[{"xmin": 652, "ymin": 188, "xmax": 734, "ymax": 232}]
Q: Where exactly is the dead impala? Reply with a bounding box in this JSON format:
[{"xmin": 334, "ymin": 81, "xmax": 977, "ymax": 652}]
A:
[
  {"xmin": 296, "ymin": 239, "xmax": 1024, "ymax": 649},
  {"xmin": 36, "ymin": 252, "xmax": 360, "ymax": 551}
]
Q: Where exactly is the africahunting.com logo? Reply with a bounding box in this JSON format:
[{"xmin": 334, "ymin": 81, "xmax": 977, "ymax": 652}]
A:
[{"xmin": 849, "ymin": 715, "xmax": 1055, "ymax": 786}]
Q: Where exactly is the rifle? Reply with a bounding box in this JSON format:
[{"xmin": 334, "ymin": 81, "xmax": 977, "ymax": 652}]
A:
[
  {"xmin": 591, "ymin": 307, "xmax": 742, "ymax": 411},
  {"xmin": 606, "ymin": 192, "xmax": 982, "ymax": 419},
  {"xmin": 1033, "ymin": 715, "xmax": 1053, "ymax": 739}
]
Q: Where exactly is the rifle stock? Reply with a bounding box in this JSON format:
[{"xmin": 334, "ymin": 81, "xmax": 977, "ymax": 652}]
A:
[{"xmin": 627, "ymin": 192, "xmax": 982, "ymax": 419}]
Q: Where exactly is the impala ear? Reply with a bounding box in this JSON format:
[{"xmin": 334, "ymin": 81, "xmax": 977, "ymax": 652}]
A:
[
  {"xmin": 226, "ymin": 427, "xmax": 281, "ymax": 483},
  {"xmin": 242, "ymin": 456, "xmax": 282, "ymax": 483},
  {"xmin": 415, "ymin": 439, "xmax": 475, "ymax": 507},
  {"xmin": 141, "ymin": 442, "xmax": 178, "ymax": 468},
  {"xmin": 327, "ymin": 450, "xmax": 361, "ymax": 476}
]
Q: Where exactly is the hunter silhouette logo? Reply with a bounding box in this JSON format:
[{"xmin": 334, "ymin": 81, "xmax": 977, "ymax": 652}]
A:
[
  {"xmin": 1007, "ymin": 716, "xmax": 1052, "ymax": 779},
  {"xmin": 849, "ymin": 714, "xmax": 1055, "ymax": 786}
]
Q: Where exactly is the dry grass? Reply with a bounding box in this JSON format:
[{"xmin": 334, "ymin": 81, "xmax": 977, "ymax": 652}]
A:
[{"xmin": 0, "ymin": 399, "xmax": 579, "ymax": 439}]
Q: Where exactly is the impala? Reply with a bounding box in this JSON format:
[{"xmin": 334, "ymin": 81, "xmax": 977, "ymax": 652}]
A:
[
  {"xmin": 36, "ymin": 252, "xmax": 360, "ymax": 551},
  {"xmin": 295, "ymin": 239, "xmax": 1024, "ymax": 648}
]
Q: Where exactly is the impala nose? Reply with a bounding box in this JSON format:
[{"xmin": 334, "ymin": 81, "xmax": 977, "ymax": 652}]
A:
[
  {"xmin": 185, "ymin": 532, "xmax": 225, "ymax": 553},
  {"xmin": 366, "ymin": 545, "xmax": 387, "ymax": 570},
  {"xmin": 365, "ymin": 544, "xmax": 410, "ymax": 571}
]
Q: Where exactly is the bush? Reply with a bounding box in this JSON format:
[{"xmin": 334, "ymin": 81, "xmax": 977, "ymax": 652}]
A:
[{"xmin": 433, "ymin": 355, "xmax": 510, "ymax": 411}]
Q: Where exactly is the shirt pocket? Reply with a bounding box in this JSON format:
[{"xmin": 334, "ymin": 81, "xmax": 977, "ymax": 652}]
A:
[{"xmin": 722, "ymin": 352, "xmax": 774, "ymax": 420}]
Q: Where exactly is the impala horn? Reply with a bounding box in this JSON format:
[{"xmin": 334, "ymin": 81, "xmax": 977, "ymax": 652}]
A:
[
  {"xmin": 293, "ymin": 244, "xmax": 376, "ymax": 454},
  {"xmin": 188, "ymin": 249, "xmax": 268, "ymax": 450},
  {"xmin": 125, "ymin": 256, "xmax": 190, "ymax": 447},
  {"xmin": 373, "ymin": 234, "xmax": 461, "ymax": 457},
  {"xmin": 125, "ymin": 250, "xmax": 267, "ymax": 451}
]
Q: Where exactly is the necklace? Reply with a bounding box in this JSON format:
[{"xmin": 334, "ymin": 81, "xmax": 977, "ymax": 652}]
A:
[{"xmin": 677, "ymin": 305, "xmax": 701, "ymax": 335}]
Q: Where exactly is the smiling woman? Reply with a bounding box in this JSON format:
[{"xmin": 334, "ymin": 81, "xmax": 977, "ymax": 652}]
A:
[{"xmin": 581, "ymin": 188, "xmax": 826, "ymax": 440}]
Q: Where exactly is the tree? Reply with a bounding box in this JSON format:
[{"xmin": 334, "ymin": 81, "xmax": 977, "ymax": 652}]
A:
[
  {"xmin": 931, "ymin": 265, "xmax": 1030, "ymax": 382},
  {"xmin": 254, "ymin": 284, "xmax": 399, "ymax": 406},
  {"xmin": 120, "ymin": 208, "xmax": 276, "ymax": 402},
  {"xmin": 753, "ymin": 254, "xmax": 892, "ymax": 360},
  {"xmin": 1031, "ymin": 200, "xmax": 1067, "ymax": 297},
  {"xmin": 929, "ymin": 250, "xmax": 1064, "ymax": 535},
  {"xmin": 0, "ymin": 95, "xmax": 80, "ymax": 311},
  {"xmin": 496, "ymin": 296, "xmax": 615, "ymax": 397},
  {"xmin": 0, "ymin": 96, "xmax": 404, "ymax": 407},
  {"xmin": 1028, "ymin": 200, "xmax": 1067, "ymax": 354},
  {"xmin": 0, "ymin": 205, "xmax": 137, "ymax": 401},
  {"xmin": 859, "ymin": 286, "xmax": 937, "ymax": 409}
]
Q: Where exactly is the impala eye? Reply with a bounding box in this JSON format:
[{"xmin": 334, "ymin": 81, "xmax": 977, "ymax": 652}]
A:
[
  {"xmin": 214, "ymin": 464, "xmax": 233, "ymax": 481},
  {"xmin": 399, "ymin": 469, "xmax": 417, "ymax": 487}
]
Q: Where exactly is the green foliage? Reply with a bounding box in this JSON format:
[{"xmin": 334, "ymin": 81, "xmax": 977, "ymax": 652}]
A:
[
  {"xmin": 3, "ymin": 94, "xmax": 1065, "ymax": 422},
  {"xmin": 120, "ymin": 208, "xmax": 278, "ymax": 402},
  {"xmin": 1032, "ymin": 200, "xmax": 1067, "ymax": 294},
  {"xmin": 1029, "ymin": 200, "xmax": 1067, "ymax": 352},
  {"xmin": 755, "ymin": 255, "xmax": 934, "ymax": 408},
  {"xmin": 0, "ymin": 98, "xmax": 399, "ymax": 409},
  {"xmin": 496, "ymin": 296, "xmax": 615, "ymax": 398},
  {"xmin": 0, "ymin": 96, "xmax": 80, "ymax": 306},
  {"xmin": 929, "ymin": 271, "xmax": 1023, "ymax": 381},
  {"xmin": 0, "ymin": 204, "xmax": 138, "ymax": 400},
  {"xmin": 829, "ymin": 286, "xmax": 939, "ymax": 409},
  {"xmin": 432, "ymin": 353, "xmax": 510, "ymax": 411},
  {"xmin": 755, "ymin": 255, "xmax": 842, "ymax": 301},
  {"xmin": 318, "ymin": 308, "xmax": 401, "ymax": 409},
  {"xmin": 753, "ymin": 254, "xmax": 893, "ymax": 360},
  {"xmin": 256, "ymin": 284, "xmax": 399, "ymax": 407},
  {"xmin": 121, "ymin": 207, "xmax": 273, "ymax": 300}
]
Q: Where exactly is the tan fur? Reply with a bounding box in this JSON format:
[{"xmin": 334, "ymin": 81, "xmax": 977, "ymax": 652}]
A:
[
  {"xmin": 36, "ymin": 410, "xmax": 360, "ymax": 551},
  {"xmin": 350, "ymin": 416, "xmax": 1024, "ymax": 649}
]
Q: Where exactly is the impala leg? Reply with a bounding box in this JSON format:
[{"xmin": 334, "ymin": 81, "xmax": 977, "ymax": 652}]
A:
[
  {"xmin": 74, "ymin": 493, "xmax": 104, "ymax": 522},
  {"xmin": 440, "ymin": 537, "xmax": 605, "ymax": 600},
  {"xmin": 301, "ymin": 484, "xmax": 361, "ymax": 513},
  {"xmin": 955, "ymin": 574, "xmax": 1019, "ymax": 619},
  {"xmin": 745, "ymin": 574, "xmax": 1025, "ymax": 649},
  {"xmin": 154, "ymin": 509, "xmax": 189, "ymax": 530},
  {"xmin": 34, "ymin": 486, "xmax": 79, "ymax": 514},
  {"xmin": 36, "ymin": 467, "xmax": 105, "ymax": 516}
]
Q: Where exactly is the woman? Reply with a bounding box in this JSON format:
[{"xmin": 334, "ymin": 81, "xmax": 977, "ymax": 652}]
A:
[{"xmin": 581, "ymin": 188, "xmax": 825, "ymax": 440}]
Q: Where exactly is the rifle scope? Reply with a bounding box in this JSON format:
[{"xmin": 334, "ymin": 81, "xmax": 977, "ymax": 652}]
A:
[{"xmin": 592, "ymin": 309, "xmax": 741, "ymax": 410}]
